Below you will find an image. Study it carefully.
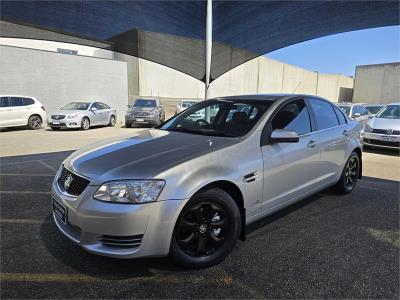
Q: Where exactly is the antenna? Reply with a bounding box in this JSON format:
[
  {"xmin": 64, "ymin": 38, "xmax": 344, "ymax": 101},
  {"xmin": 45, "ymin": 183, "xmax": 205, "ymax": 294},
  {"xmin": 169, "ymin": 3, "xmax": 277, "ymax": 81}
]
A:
[{"xmin": 292, "ymin": 81, "xmax": 301, "ymax": 93}]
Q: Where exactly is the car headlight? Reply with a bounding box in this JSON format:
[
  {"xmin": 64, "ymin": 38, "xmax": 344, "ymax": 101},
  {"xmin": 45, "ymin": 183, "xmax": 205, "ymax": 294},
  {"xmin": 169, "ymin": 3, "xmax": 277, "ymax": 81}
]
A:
[
  {"xmin": 364, "ymin": 124, "xmax": 373, "ymax": 133},
  {"xmin": 67, "ymin": 113, "xmax": 79, "ymax": 119},
  {"xmin": 93, "ymin": 180, "xmax": 165, "ymax": 204}
]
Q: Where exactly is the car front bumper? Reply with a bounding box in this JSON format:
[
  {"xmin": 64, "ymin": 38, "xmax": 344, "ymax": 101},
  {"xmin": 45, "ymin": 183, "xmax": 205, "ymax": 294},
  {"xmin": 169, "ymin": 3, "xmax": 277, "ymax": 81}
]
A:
[
  {"xmin": 51, "ymin": 175, "xmax": 186, "ymax": 259},
  {"xmin": 48, "ymin": 118, "xmax": 81, "ymax": 128},
  {"xmin": 362, "ymin": 132, "xmax": 400, "ymax": 149},
  {"xmin": 125, "ymin": 115, "xmax": 159, "ymax": 125}
]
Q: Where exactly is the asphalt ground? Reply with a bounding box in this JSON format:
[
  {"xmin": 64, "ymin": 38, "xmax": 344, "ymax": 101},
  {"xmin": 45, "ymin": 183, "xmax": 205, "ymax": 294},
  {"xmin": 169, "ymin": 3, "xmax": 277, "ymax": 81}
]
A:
[{"xmin": 0, "ymin": 148, "xmax": 399, "ymax": 299}]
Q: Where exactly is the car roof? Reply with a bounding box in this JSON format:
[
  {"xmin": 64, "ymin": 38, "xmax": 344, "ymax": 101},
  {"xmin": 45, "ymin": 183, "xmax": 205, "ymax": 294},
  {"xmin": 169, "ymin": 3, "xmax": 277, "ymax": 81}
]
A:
[
  {"xmin": 364, "ymin": 104, "xmax": 384, "ymax": 106},
  {"xmin": 212, "ymin": 93, "xmax": 318, "ymax": 102},
  {"xmin": 386, "ymin": 102, "xmax": 400, "ymax": 106},
  {"xmin": 0, "ymin": 95, "xmax": 36, "ymax": 98}
]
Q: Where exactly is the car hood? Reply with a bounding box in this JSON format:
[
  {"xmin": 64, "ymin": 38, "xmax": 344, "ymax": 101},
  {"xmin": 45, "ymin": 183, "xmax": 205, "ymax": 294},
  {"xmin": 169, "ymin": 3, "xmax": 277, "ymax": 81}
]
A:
[
  {"xmin": 368, "ymin": 117, "xmax": 400, "ymax": 130},
  {"xmin": 64, "ymin": 129, "xmax": 238, "ymax": 185},
  {"xmin": 52, "ymin": 110, "xmax": 85, "ymax": 115}
]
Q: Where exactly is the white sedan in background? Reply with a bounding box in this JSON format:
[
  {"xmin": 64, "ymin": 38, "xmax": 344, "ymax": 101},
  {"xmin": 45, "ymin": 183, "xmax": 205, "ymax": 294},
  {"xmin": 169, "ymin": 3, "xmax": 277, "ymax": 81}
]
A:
[
  {"xmin": 48, "ymin": 101, "xmax": 116, "ymax": 130},
  {"xmin": 362, "ymin": 103, "xmax": 400, "ymax": 150},
  {"xmin": 0, "ymin": 95, "xmax": 47, "ymax": 130},
  {"xmin": 175, "ymin": 100, "xmax": 200, "ymax": 114}
]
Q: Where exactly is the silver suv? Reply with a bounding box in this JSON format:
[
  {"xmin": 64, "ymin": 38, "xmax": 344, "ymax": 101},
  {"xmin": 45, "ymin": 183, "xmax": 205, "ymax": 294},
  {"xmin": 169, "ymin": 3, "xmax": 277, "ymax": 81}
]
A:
[
  {"xmin": 52, "ymin": 94, "xmax": 362, "ymax": 268},
  {"xmin": 125, "ymin": 98, "xmax": 165, "ymax": 127}
]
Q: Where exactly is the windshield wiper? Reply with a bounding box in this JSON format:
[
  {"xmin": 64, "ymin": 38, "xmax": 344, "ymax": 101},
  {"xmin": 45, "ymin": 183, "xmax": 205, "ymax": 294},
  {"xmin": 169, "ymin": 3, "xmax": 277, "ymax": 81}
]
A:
[{"xmin": 167, "ymin": 127, "xmax": 237, "ymax": 137}]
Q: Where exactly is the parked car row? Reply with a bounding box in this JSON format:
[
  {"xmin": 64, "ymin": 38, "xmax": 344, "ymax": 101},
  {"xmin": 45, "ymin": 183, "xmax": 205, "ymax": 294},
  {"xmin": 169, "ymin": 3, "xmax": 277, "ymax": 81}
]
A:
[{"xmin": 337, "ymin": 102, "xmax": 399, "ymax": 150}]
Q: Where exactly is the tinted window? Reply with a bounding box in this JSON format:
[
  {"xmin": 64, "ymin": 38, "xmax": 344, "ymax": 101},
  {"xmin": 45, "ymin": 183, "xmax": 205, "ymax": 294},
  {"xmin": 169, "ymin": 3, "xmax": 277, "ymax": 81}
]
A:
[
  {"xmin": 134, "ymin": 99, "xmax": 157, "ymax": 107},
  {"xmin": 0, "ymin": 97, "xmax": 10, "ymax": 107},
  {"xmin": 338, "ymin": 105, "xmax": 351, "ymax": 116},
  {"xmin": 376, "ymin": 105, "xmax": 400, "ymax": 119},
  {"xmin": 272, "ymin": 99, "xmax": 311, "ymax": 135},
  {"xmin": 91, "ymin": 102, "xmax": 101, "ymax": 110},
  {"xmin": 10, "ymin": 97, "xmax": 24, "ymax": 107},
  {"xmin": 23, "ymin": 98, "xmax": 35, "ymax": 105},
  {"xmin": 333, "ymin": 106, "xmax": 347, "ymax": 125},
  {"xmin": 309, "ymin": 99, "xmax": 339, "ymax": 130},
  {"xmin": 99, "ymin": 103, "xmax": 110, "ymax": 109},
  {"xmin": 61, "ymin": 102, "xmax": 90, "ymax": 110}
]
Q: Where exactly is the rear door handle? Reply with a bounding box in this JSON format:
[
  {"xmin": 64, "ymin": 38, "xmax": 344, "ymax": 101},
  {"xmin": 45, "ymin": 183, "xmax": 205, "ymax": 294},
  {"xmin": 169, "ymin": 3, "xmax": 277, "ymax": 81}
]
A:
[{"xmin": 307, "ymin": 140, "xmax": 317, "ymax": 148}]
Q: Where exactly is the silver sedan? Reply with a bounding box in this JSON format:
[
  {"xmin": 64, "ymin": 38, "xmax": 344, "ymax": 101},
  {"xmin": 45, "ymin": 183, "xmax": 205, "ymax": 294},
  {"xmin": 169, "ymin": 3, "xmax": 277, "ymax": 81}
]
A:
[
  {"xmin": 52, "ymin": 94, "xmax": 362, "ymax": 268},
  {"xmin": 48, "ymin": 101, "xmax": 116, "ymax": 130}
]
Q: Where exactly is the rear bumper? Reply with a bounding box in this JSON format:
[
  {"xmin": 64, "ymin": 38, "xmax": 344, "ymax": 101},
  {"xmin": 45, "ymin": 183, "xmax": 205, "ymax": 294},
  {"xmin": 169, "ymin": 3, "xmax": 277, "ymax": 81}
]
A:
[{"xmin": 125, "ymin": 116, "xmax": 158, "ymax": 125}]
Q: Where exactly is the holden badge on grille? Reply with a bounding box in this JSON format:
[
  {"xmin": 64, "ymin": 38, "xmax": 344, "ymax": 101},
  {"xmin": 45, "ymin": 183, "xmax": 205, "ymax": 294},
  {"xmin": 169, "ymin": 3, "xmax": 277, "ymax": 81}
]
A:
[{"xmin": 64, "ymin": 174, "xmax": 73, "ymax": 190}]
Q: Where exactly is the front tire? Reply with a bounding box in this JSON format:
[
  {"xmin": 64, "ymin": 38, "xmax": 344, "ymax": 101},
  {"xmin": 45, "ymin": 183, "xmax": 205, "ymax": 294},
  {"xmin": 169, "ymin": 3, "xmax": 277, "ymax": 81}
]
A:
[
  {"xmin": 27, "ymin": 115, "xmax": 42, "ymax": 130},
  {"xmin": 334, "ymin": 151, "xmax": 360, "ymax": 194},
  {"xmin": 81, "ymin": 117, "xmax": 90, "ymax": 130},
  {"xmin": 170, "ymin": 188, "xmax": 241, "ymax": 268}
]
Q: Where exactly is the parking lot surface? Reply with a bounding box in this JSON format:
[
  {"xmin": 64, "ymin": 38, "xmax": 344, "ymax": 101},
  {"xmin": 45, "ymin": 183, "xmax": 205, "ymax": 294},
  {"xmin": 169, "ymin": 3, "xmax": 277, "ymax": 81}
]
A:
[{"xmin": 0, "ymin": 129, "xmax": 399, "ymax": 299}]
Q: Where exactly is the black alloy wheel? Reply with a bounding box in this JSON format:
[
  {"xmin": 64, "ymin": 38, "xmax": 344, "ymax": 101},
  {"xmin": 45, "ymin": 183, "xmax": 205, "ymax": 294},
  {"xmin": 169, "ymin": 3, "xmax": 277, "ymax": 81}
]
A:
[
  {"xmin": 334, "ymin": 151, "xmax": 360, "ymax": 194},
  {"xmin": 170, "ymin": 188, "xmax": 241, "ymax": 268}
]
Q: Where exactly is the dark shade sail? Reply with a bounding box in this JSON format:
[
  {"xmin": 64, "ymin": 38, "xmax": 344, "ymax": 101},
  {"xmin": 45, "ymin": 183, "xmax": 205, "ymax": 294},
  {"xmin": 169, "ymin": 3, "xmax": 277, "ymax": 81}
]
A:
[{"xmin": 1, "ymin": 0, "xmax": 399, "ymax": 83}]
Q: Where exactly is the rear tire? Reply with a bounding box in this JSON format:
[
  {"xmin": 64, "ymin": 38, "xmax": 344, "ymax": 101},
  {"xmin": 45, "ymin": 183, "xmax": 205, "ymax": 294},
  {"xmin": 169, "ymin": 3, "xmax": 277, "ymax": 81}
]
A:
[
  {"xmin": 333, "ymin": 151, "xmax": 360, "ymax": 194},
  {"xmin": 109, "ymin": 115, "xmax": 116, "ymax": 127},
  {"xmin": 170, "ymin": 188, "xmax": 241, "ymax": 268},
  {"xmin": 81, "ymin": 117, "xmax": 90, "ymax": 130},
  {"xmin": 27, "ymin": 115, "xmax": 42, "ymax": 130}
]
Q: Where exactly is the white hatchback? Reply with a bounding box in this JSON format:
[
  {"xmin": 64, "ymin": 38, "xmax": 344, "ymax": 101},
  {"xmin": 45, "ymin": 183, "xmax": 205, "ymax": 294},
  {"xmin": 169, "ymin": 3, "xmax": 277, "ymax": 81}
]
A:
[{"xmin": 0, "ymin": 95, "xmax": 47, "ymax": 129}]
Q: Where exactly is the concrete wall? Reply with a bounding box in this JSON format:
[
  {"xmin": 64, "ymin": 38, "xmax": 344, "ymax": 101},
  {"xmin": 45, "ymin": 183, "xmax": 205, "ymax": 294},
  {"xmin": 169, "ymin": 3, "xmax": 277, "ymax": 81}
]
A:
[
  {"xmin": 208, "ymin": 56, "xmax": 353, "ymax": 102},
  {"xmin": 0, "ymin": 45, "xmax": 128, "ymax": 120},
  {"xmin": 353, "ymin": 63, "xmax": 400, "ymax": 104}
]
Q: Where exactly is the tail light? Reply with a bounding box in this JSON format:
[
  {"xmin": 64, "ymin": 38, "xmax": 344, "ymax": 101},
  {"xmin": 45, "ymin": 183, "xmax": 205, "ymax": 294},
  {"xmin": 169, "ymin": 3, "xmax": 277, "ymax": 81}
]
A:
[{"xmin": 41, "ymin": 106, "xmax": 46, "ymax": 111}]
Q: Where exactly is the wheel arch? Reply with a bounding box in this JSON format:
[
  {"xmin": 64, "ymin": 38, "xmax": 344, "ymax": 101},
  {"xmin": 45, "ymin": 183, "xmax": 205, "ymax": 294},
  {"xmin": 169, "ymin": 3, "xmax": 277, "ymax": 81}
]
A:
[
  {"xmin": 27, "ymin": 113, "xmax": 42, "ymax": 123},
  {"xmin": 195, "ymin": 180, "xmax": 246, "ymax": 241}
]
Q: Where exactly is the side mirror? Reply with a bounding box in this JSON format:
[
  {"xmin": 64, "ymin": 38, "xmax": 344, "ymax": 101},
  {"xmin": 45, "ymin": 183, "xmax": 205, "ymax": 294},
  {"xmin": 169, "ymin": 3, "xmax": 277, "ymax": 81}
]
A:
[
  {"xmin": 353, "ymin": 113, "xmax": 361, "ymax": 118},
  {"xmin": 270, "ymin": 129, "xmax": 299, "ymax": 143},
  {"xmin": 91, "ymin": 107, "xmax": 97, "ymax": 112}
]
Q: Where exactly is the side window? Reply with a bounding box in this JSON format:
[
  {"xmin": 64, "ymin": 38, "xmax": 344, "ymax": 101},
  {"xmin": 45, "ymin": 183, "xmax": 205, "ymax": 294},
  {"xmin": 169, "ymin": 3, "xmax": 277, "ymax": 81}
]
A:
[
  {"xmin": 23, "ymin": 98, "xmax": 35, "ymax": 105},
  {"xmin": 10, "ymin": 97, "xmax": 25, "ymax": 107},
  {"xmin": 271, "ymin": 99, "xmax": 311, "ymax": 135},
  {"xmin": 0, "ymin": 97, "xmax": 10, "ymax": 107},
  {"xmin": 100, "ymin": 103, "xmax": 110, "ymax": 109},
  {"xmin": 92, "ymin": 102, "xmax": 100, "ymax": 110},
  {"xmin": 359, "ymin": 106, "xmax": 369, "ymax": 116},
  {"xmin": 333, "ymin": 106, "xmax": 347, "ymax": 125},
  {"xmin": 309, "ymin": 99, "xmax": 339, "ymax": 130}
]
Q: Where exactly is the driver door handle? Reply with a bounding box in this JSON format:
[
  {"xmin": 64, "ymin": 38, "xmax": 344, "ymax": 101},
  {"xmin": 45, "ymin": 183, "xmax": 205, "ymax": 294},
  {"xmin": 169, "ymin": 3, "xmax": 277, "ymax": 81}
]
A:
[{"xmin": 307, "ymin": 140, "xmax": 317, "ymax": 148}]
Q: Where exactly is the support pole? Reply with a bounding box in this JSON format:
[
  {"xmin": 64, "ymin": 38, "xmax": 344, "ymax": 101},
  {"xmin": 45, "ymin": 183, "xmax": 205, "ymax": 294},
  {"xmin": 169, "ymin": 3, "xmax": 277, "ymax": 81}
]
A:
[{"xmin": 205, "ymin": 0, "xmax": 212, "ymax": 100}]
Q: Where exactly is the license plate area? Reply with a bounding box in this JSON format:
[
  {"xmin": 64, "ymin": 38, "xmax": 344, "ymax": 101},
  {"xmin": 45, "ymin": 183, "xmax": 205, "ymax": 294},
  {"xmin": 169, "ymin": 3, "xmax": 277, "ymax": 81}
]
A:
[
  {"xmin": 136, "ymin": 118, "xmax": 144, "ymax": 122},
  {"xmin": 52, "ymin": 121, "xmax": 60, "ymax": 124},
  {"xmin": 53, "ymin": 198, "xmax": 67, "ymax": 224},
  {"xmin": 381, "ymin": 136, "xmax": 396, "ymax": 142}
]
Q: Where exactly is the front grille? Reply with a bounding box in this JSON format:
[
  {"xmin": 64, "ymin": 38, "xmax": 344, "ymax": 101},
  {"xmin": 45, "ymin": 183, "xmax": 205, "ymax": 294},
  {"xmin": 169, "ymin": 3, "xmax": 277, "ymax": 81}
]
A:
[
  {"xmin": 100, "ymin": 234, "xmax": 144, "ymax": 248},
  {"xmin": 51, "ymin": 115, "xmax": 66, "ymax": 120},
  {"xmin": 372, "ymin": 129, "xmax": 400, "ymax": 135},
  {"xmin": 58, "ymin": 167, "xmax": 90, "ymax": 196},
  {"xmin": 134, "ymin": 112, "xmax": 150, "ymax": 117},
  {"xmin": 364, "ymin": 138, "xmax": 400, "ymax": 148}
]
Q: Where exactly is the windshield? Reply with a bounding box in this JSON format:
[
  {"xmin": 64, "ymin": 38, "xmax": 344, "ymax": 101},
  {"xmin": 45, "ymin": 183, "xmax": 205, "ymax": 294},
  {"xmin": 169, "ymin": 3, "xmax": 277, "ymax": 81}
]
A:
[
  {"xmin": 161, "ymin": 100, "xmax": 272, "ymax": 137},
  {"xmin": 134, "ymin": 99, "xmax": 157, "ymax": 108},
  {"xmin": 338, "ymin": 106, "xmax": 351, "ymax": 116},
  {"xmin": 182, "ymin": 101, "xmax": 198, "ymax": 108},
  {"xmin": 376, "ymin": 105, "xmax": 400, "ymax": 119},
  {"xmin": 365, "ymin": 106, "xmax": 383, "ymax": 115},
  {"xmin": 61, "ymin": 102, "xmax": 90, "ymax": 110}
]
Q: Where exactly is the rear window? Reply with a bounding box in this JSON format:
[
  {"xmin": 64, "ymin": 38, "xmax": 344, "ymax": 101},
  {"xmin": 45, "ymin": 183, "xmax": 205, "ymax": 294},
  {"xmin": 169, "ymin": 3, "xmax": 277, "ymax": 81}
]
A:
[
  {"xmin": 134, "ymin": 99, "xmax": 157, "ymax": 107},
  {"xmin": 23, "ymin": 98, "xmax": 35, "ymax": 105}
]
